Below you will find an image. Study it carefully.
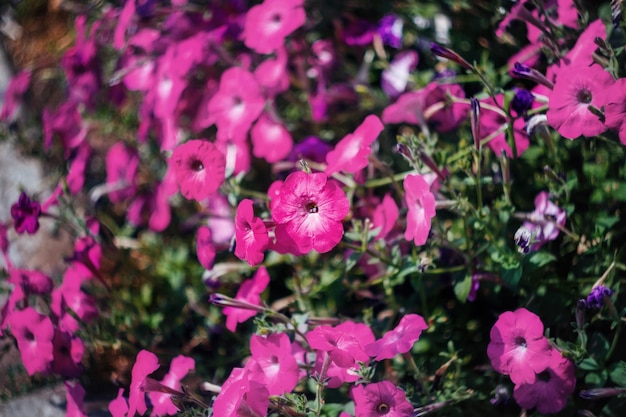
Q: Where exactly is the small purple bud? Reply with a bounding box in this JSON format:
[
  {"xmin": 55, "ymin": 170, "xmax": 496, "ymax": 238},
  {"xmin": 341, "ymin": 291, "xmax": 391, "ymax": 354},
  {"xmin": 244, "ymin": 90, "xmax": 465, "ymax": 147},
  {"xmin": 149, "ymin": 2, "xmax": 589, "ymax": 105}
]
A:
[
  {"xmin": 580, "ymin": 387, "xmax": 626, "ymax": 400},
  {"xmin": 511, "ymin": 88, "xmax": 534, "ymax": 115},
  {"xmin": 490, "ymin": 384, "xmax": 510, "ymax": 405},
  {"xmin": 586, "ymin": 285, "xmax": 614, "ymax": 309},
  {"xmin": 430, "ymin": 43, "xmax": 473, "ymax": 70},
  {"xmin": 470, "ymin": 97, "xmax": 480, "ymax": 149},
  {"xmin": 511, "ymin": 62, "xmax": 554, "ymax": 89}
]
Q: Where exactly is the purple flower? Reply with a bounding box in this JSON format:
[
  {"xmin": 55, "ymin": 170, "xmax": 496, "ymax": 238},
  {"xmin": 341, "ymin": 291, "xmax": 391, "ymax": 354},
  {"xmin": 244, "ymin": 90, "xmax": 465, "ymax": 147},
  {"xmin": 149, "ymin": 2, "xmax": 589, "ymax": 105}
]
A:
[
  {"xmin": 377, "ymin": 14, "xmax": 403, "ymax": 49},
  {"xmin": 511, "ymin": 88, "xmax": 534, "ymax": 116},
  {"xmin": 586, "ymin": 285, "xmax": 613, "ymax": 309},
  {"xmin": 522, "ymin": 192, "xmax": 566, "ymax": 250},
  {"xmin": 10, "ymin": 192, "xmax": 42, "ymax": 235}
]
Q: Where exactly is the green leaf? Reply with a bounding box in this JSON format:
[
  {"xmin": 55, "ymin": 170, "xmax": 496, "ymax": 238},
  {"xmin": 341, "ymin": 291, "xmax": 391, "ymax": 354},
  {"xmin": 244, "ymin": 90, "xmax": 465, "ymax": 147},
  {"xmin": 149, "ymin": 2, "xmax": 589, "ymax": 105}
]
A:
[
  {"xmin": 502, "ymin": 266, "xmax": 522, "ymax": 290},
  {"xmin": 589, "ymin": 332, "xmax": 610, "ymax": 362},
  {"xmin": 345, "ymin": 251, "xmax": 363, "ymax": 273},
  {"xmin": 579, "ymin": 357, "xmax": 600, "ymax": 371},
  {"xmin": 609, "ymin": 361, "xmax": 626, "ymax": 387},
  {"xmin": 525, "ymin": 252, "xmax": 556, "ymax": 269},
  {"xmin": 585, "ymin": 370, "xmax": 608, "ymax": 387},
  {"xmin": 453, "ymin": 274, "xmax": 473, "ymax": 303}
]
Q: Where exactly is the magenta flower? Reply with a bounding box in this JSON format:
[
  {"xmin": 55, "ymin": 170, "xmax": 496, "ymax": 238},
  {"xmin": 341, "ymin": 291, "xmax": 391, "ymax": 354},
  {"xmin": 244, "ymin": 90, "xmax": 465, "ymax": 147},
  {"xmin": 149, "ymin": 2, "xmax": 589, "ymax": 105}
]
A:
[
  {"xmin": 8, "ymin": 307, "xmax": 54, "ymax": 375},
  {"xmin": 105, "ymin": 142, "xmax": 139, "ymax": 204},
  {"xmin": 42, "ymin": 101, "xmax": 87, "ymax": 154},
  {"xmin": 403, "ymin": 173, "xmax": 436, "ymax": 246},
  {"xmin": 65, "ymin": 380, "xmax": 87, "ymax": 417},
  {"xmin": 479, "ymin": 95, "xmax": 529, "ymax": 157},
  {"xmin": 306, "ymin": 325, "xmax": 370, "ymax": 368},
  {"xmin": 207, "ymin": 67, "xmax": 265, "ymax": 143},
  {"xmin": 522, "ymin": 192, "xmax": 566, "ymax": 249},
  {"xmin": 223, "ymin": 266, "xmax": 270, "ymax": 332},
  {"xmin": 424, "ymin": 83, "xmax": 470, "ymax": 133},
  {"xmin": 127, "ymin": 349, "xmax": 161, "ymax": 417},
  {"xmin": 249, "ymin": 333, "xmax": 300, "ymax": 395},
  {"xmin": 212, "ymin": 365, "xmax": 269, "ymax": 417},
  {"xmin": 271, "ymin": 171, "xmax": 350, "ymax": 254},
  {"xmin": 66, "ymin": 142, "xmax": 92, "ymax": 195},
  {"xmin": 288, "ymin": 136, "xmax": 332, "ymax": 164},
  {"xmin": 382, "ymin": 90, "xmax": 429, "ymax": 126},
  {"xmin": 254, "ymin": 48, "xmax": 290, "ymax": 97},
  {"xmin": 234, "ymin": 199, "xmax": 269, "ymax": 266},
  {"xmin": 52, "ymin": 330, "xmax": 85, "ymax": 378},
  {"xmin": 602, "ymin": 78, "xmax": 626, "ymax": 145},
  {"xmin": 547, "ymin": 64, "xmax": 613, "ymax": 139},
  {"xmin": 377, "ymin": 14, "xmax": 403, "ymax": 49},
  {"xmin": 243, "ymin": 0, "xmax": 306, "ymax": 54},
  {"xmin": 8, "ymin": 268, "xmax": 53, "ymax": 295},
  {"xmin": 0, "ymin": 70, "xmax": 30, "ymax": 121},
  {"xmin": 148, "ymin": 355, "xmax": 195, "ymax": 416},
  {"xmin": 372, "ymin": 193, "xmax": 399, "ymax": 241},
  {"xmin": 381, "ymin": 51, "xmax": 418, "ymax": 98},
  {"xmin": 250, "ymin": 112, "xmax": 293, "ymax": 163},
  {"xmin": 513, "ymin": 349, "xmax": 576, "ymax": 414},
  {"xmin": 171, "ymin": 139, "xmax": 226, "ymax": 201},
  {"xmin": 365, "ymin": 314, "xmax": 428, "ymax": 361},
  {"xmin": 487, "ymin": 308, "xmax": 553, "ymax": 385},
  {"xmin": 10, "ymin": 192, "xmax": 41, "ymax": 235},
  {"xmin": 108, "ymin": 388, "xmax": 128, "ymax": 417},
  {"xmin": 325, "ymin": 115, "xmax": 385, "ymax": 176},
  {"xmin": 352, "ymin": 381, "xmax": 414, "ymax": 417},
  {"xmin": 51, "ymin": 265, "xmax": 99, "ymax": 330},
  {"xmin": 196, "ymin": 225, "xmax": 216, "ymax": 270}
]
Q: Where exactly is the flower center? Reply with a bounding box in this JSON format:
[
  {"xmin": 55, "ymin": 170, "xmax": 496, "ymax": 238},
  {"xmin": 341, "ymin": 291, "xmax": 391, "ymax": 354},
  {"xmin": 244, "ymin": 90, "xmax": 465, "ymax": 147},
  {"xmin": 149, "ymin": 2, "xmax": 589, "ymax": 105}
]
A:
[
  {"xmin": 514, "ymin": 336, "xmax": 527, "ymax": 348},
  {"xmin": 377, "ymin": 403, "xmax": 390, "ymax": 414},
  {"xmin": 577, "ymin": 89, "xmax": 592, "ymax": 104},
  {"xmin": 306, "ymin": 202, "xmax": 319, "ymax": 213},
  {"xmin": 271, "ymin": 13, "xmax": 282, "ymax": 24},
  {"xmin": 190, "ymin": 159, "xmax": 204, "ymax": 171},
  {"xmin": 537, "ymin": 370, "xmax": 551, "ymax": 382}
]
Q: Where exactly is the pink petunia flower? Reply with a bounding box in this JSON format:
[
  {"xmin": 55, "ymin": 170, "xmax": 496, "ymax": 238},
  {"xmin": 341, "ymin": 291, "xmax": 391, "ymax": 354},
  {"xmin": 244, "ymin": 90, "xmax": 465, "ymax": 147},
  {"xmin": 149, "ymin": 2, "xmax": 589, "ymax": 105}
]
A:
[
  {"xmin": 250, "ymin": 112, "xmax": 293, "ymax": 163},
  {"xmin": 10, "ymin": 192, "xmax": 41, "ymax": 235},
  {"xmin": 106, "ymin": 142, "xmax": 139, "ymax": 204},
  {"xmin": 352, "ymin": 380, "xmax": 414, "ymax": 417},
  {"xmin": 108, "ymin": 388, "xmax": 128, "ymax": 417},
  {"xmin": 487, "ymin": 308, "xmax": 553, "ymax": 385},
  {"xmin": 0, "ymin": 70, "xmax": 31, "ymax": 121},
  {"xmin": 522, "ymin": 191, "xmax": 566, "ymax": 250},
  {"xmin": 423, "ymin": 82, "xmax": 470, "ymax": 133},
  {"xmin": 170, "ymin": 139, "xmax": 226, "ymax": 201},
  {"xmin": 128, "ymin": 350, "xmax": 161, "ymax": 417},
  {"xmin": 52, "ymin": 330, "xmax": 85, "ymax": 378},
  {"xmin": 601, "ymin": 78, "xmax": 626, "ymax": 145},
  {"xmin": 306, "ymin": 325, "xmax": 370, "ymax": 369},
  {"xmin": 8, "ymin": 268, "xmax": 53, "ymax": 295},
  {"xmin": 479, "ymin": 95, "xmax": 529, "ymax": 157},
  {"xmin": 254, "ymin": 48, "xmax": 290, "ymax": 97},
  {"xmin": 243, "ymin": 0, "xmax": 306, "ymax": 54},
  {"xmin": 8, "ymin": 307, "xmax": 55, "ymax": 375},
  {"xmin": 65, "ymin": 380, "xmax": 88, "ymax": 417},
  {"xmin": 223, "ymin": 266, "xmax": 270, "ymax": 332},
  {"xmin": 43, "ymin": 101, "xmax": 87, "ymax": 155},
  {"xmin": 403, "ymin": 173, "xmax": 436, "ymax": 246},
  {"xmin": 248, "ymin": 333, "xmax": 300, "ymax": 395},
  {"xmin": 271, "ymin": 171, "xmax": 350, "ymax": 254},
  {"xmin": 206, "ymin": 67, "xmax": 265, "ymax": 143},
  {"xmin": 513, "ymin": 348, "xmax": 576, "ymax": 414},
  {"xmin": 371, "ymin": 193, "xmax": 399, "ymax": 241},
  {"xmin": 365, "ymin": 314, "xmax": 428, "ymax": 361},
  {"xmin": 196, "ymin": 225, "xmax": 216, "ymax": 270},
  {"xmin": 325, "ymin": 115, "xmax": 384, "ymax": 176},
  {"xmin": 148, "ymin": 355, "xmax": 195, "ymax": 416},
  {"xmin": 66, "ymin": 142, "xmax": 92, "ymax": 195},
  {"xmin": 212, "ymin": 364, "xmax": 269, "ymax": 417},
  {"xmin": 234, "ymin": 199, "xmax": 269, "ymax": 266},
  {"xmin": 546, "ymin": 64, "xmax": 613, "ymax": 139}
]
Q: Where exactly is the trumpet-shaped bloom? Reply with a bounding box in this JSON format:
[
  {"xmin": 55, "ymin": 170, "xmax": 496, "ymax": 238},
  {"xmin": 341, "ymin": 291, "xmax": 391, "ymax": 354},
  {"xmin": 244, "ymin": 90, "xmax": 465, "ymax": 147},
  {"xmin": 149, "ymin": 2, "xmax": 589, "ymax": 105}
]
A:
[
  {"xmin": 365, "ymin": 314, "xmax": 428, "ymax": 361},
  {"xmin": 602, "ymin": 78, "xmax": 626, "ymax": 145},
  {"xmin": 487, "ymin": 308, "xmax": 552, "ymax": 385},
  {"xmin": 171, "ymin": 139, "xmax": 226, "ymax": 201},
  {"xmin": 11, "ymin": 192, "xmax": 41, "ymax": 235},
  {"xmin": 325, "ymin": 115, "xmax": 384, "ymax": 176},
  {"xmin": 148, "ymin": 355, "xmax": 195, "ymax": 416},
  {"xmin": 9, "ymin": 307, "xmax": 54, "ymax": 375},
  {"xmin": 234, "ymin": 199, "xmax": 269, "ymax": 266},
  {"xmin": 306, "ymin": 325, "xmax": 370, "ymax": 369},
  {"xmin": 196, "ymin": 226, "xmax": 216, "ymax": 270},
  {"xmin": 547, "ymin": 64, "xmax": 612, "ymax": 139},
  {"xmin": 403, "ymin": 174, "xmax": 436, "ymax": 246},
  {"xmin": 128, "ymin": 350, "xmax": 161, "ymax": 417},
  {"xmin": 250, "ymin": 113, "xmax": 293, "ymax": 163},
  {"xmin": 272, "ymin": 171, "xmax": 350, "ymax": 253},
  {"xmin": 212, "ymin": 365, "xmax": 269, "ymax": 417},
  {"xmin": 224, "ymin": 267, "xmax": 270, "ymax": 332},
  {"xmin": 243, "ymin": 0, "xmax": 306, "ymax": 54},
  {"xmin": 249, "ymin": 333, "xmax": 300, "ymax": 395},
  {"xmin": 352, "ymin": 381, "xmax": 414, "ymax": 417}
]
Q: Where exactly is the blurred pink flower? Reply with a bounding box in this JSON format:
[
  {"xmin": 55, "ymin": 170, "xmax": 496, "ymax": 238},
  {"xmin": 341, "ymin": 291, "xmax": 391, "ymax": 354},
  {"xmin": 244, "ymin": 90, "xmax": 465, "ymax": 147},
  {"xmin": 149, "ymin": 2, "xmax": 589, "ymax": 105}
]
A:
[
  {"xmin": 479, "ymin": 95, "xmax": 529, "ymax": 157},
  {"xmin": 52, "ymin": 330, "xmax": 84, "ymax": 378},
  {"xmin": 9, "ymin": 307, "xmax": 54, "ymax": 375},
  {"xmin": 51, "ymin": 264, "xmax": 99, "ymax": 332},
  {"xmin": 0, "ymin": 70, "xmax": 30, "ymax": 121},
  {"xmin": 171, "ymin": 139, "xmax": 226, "ymax": 201},
  {"xmin": 365, "ymin": 314, "xmax": 428, "ymax": 361},
  {"xmin": 352, "ymin": 380, "xmax": 413, "ymax": 417},
  {"xmin": 108, "ymin": 388, "xmax": 128, "ymax": 417},
  {"xmin": 403, "ymin": 173, "xmax": 436, "ymax": 246},
  {"xmin": 224, "ymin": 266, "xmax": 270, "ymax": 332},
  {"xmin": 250, "ymin": 112, "xmax": 293, "ymax": 163},
  {"xmin": 196, "ymin": 225, "xmax": 216, "ymax": 270},
  {"xmin": 207, "ymin": 67, "xmax": 265, "ymax": 143},
  {"xmin": 382, "ymin": 89, "xmax": 429, "ymax": 125},
  {"xmin": 243, "ymin": 0, "xmax": 305, "ymax": 54},
  {"xmin": 8, "ymin": 268, "xmax": 53, "ymax": 295},
  {"xmin": 148, "ymin": 355, "xmax": 195, "ymax": 416},
  {"xmin": 234, "ymin": 199, "xmax": 269, "ymax": 266},
  {"xmin": 513, "ymin": 349, "xmax": 576, "ymax": 414},
  {"xmin": 423, "ymin": 83, "xmax": 469, "ymax": 133},
  {"xmin": 372, "ymin": 193, "xmax": 399, "ymax": 241},
  {"xmin": 306, "ymin": 325, "xmax": 370, "ymax": 368},
  {"xmin": 547, "ymin": 64, "xmax": 612, "ymax": 139},
  {"xmin": 65, "ymin": 380, "xmax": 87, "ymax": 417},
  {"xmin": 325, "ymin": 115, "xmax": 384, "ymax": 176},
  {"xmin": 66, "ymin": 142, "xmax": 92, "ymax": 195},
  {"xmin": 523, "ymin": 191, "xmax": 566, "ymax": 249},
  {"xmin": 487, "ymin": 308, "xmax": 552, "ymax": 385},
  {"xmin": 10, "ymin": 192, "xmax": 41, "ymax": 235},
  {"xmin": 43, "ymin": 102, "xmax": 87, "ymax": 155},
  {"xmin": 254, "ymin": 48, "xmax": 290, "ymax": 97},
  {"xmin": 128, "ymin": 350, "xmax": 160, "ymax": 417},
  {"xmin": 249, "ymin": 333, "xmax": 300, "ymax": 395},
  {"xmin": 272, "ymin": 171, "xmax": 350, "ymax": 253}
]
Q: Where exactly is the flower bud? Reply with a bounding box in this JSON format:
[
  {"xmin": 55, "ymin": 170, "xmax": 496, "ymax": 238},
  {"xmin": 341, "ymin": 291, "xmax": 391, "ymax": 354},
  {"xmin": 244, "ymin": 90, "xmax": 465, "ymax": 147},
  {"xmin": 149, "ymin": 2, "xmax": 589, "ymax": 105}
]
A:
[
  {"xmin": 579, "ymin": 387, "xmax": 626, "ymax": 400},
  {"xmin": 470, "ymin": 97, "xmax": 480, "ymax": 150},
  {"xmin": 511, "ymin": 62, "xmax": 554, "ymax": 89},
  {"xmin": 430, "ymin": 43, "xmax": 473, "ymax": 70},
  {"xmin": 514, "ymin": 226, "xmax": 532, "ymax": 254}
]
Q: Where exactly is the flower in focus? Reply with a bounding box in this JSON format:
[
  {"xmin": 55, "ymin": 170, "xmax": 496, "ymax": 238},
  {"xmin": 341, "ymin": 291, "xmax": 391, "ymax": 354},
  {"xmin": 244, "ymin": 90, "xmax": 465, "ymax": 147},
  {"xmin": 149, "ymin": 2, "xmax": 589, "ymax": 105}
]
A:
[
  {"xmin": 10, "ymin": 192, "xmax": 42, "ymax": 235},
  {"xmin": 8, "ymin": 307, "xmax": 54, "ymax": 375},
  {"xmin": 223, "ymin": 266, "xmax": 270, "ymax": 332},
  {"xmin": 127, "ymin": 350, "xmax": 161, "ymax": 417},
  {"xmin": 306, "ymin": 324, "xmax": 370, "ymax": 368},
  {"xmin": 171, "ymin": 139, "xmax": 226, "ymax": 201},
  {"xmin": 325, "ymin": 115, "xmax": 384, "ymax": 176},
  {"xmin": 546, "ymin": 64, "xmax": 612, "ymax": 139},
  {"xmin": 487, "ymin": 308, "xmax": 553, "ymax": 384},
  {"xmin": 365, "ymin": 314, "xmax": 428, "ymax": 361},
  {"xmin": 234, "ymin": 199, "xmax": 269, "ymax": 266},
  {"xmin": 248, "ymin": 333, "xmax": 300, "ymax": 395},
  {"xmin": 212, "ymin": 365, "xmax": 270, "ymax": 417},
  {"xmin": 513, "ymin": 349, "xmax": 576, "ymax": 414},
  {"xmin": 243, "ymin": 0, "xmax": 306, "ymax": 54},
  {"xmin": 272, "ymin": 171, "xmax": 350, "ymax": 254},
  {"xmin": 522, "ymin": 192, "xmax": 566, "ymax": 249},
  {"xmin": 352, "ymin": 380, "xmax": 414, "ymax": 417},
  {"xmin": 586, "ymin": 285, "xmax": 613, "ymax": 309},
  {"xmin": 602, "ymin": 78, "xmax": 626, "ymax": 145},
  {"xmin": 403, "ymin": 173, "xmax": 436, "ymax": 246}
]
